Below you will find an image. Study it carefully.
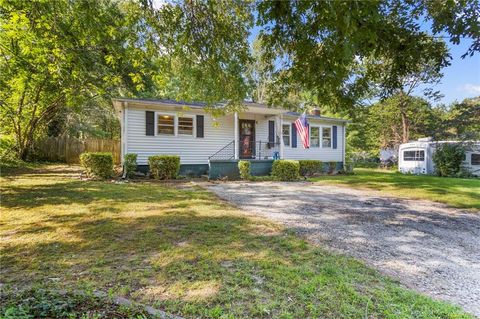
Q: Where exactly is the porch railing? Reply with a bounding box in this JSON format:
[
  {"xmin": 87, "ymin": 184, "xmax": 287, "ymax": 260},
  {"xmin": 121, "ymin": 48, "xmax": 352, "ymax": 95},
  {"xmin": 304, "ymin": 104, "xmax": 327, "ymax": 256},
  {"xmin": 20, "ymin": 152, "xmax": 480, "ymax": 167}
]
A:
[
  {"xmin": 208, "ymin": 140, "xmax": 235, "ymax": 160},
  {"xmin": 209, "ymin": 140, "xmax": 281, "ymax": 161},
  {"xmin": 253, "ymin": 141, "xmax": 281, "ymax": 160}
]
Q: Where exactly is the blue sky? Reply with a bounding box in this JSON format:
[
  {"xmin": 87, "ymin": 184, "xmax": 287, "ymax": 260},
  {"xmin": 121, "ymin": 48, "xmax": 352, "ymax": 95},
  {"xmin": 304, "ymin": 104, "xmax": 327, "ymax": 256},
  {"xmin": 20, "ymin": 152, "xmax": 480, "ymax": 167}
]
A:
[{"xmin": 434, "ymin": 39, "xmax": 480, "ymax": 105}]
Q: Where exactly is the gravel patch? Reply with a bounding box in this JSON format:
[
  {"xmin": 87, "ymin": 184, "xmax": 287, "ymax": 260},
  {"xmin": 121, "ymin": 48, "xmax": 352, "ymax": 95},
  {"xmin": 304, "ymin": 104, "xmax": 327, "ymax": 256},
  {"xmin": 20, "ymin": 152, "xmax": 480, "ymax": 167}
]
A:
[{"xmin": 204, "ymin": 181, "xmax": 480, "ymax": 316}]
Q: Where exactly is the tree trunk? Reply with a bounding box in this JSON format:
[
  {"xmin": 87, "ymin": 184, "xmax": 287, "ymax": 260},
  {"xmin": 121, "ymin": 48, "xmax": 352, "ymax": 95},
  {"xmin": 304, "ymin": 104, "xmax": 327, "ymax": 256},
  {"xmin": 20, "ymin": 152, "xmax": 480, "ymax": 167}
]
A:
[
  {"xmin": 401, "ymin": 110, "xmax": 410, "ymax": 143},
  {"xmin": 399, "ymin": 93, "xmax": 410, "ymax": 144}
]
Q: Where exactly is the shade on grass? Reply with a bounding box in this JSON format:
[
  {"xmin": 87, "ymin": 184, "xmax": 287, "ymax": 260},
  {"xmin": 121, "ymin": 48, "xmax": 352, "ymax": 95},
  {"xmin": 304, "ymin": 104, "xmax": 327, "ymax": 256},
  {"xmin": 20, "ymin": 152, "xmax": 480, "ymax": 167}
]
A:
[
  {"xmin": 0, "ymin": 165, "xmax": 473, "ymax": 318},
  {"xmin": 310, "ymin": 168, "xmax": 480, "ymax": 210}
]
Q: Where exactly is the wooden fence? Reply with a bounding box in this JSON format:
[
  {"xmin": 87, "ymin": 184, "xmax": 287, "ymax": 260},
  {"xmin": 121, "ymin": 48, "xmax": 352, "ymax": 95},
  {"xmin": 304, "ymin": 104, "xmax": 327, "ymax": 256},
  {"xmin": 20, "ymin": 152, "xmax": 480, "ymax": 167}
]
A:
[{"xmin": 36, "ymin": 136, "xmax": 121, "ymax": 164}]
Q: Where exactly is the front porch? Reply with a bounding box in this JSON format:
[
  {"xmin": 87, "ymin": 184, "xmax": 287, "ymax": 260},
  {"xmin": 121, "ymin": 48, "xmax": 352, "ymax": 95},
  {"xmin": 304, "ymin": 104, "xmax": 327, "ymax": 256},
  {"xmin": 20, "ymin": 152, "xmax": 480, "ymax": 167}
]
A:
[{"xmin": 207, "ymin": 106, "xmax": 285, "ymax": 179}]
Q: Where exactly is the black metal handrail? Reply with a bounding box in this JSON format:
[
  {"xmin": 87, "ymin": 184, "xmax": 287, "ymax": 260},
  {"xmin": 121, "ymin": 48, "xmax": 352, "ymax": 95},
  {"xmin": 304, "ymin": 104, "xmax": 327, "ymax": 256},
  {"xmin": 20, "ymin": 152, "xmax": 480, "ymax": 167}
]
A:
[{"xmin": 208, "ymin": 140, "xmax": 235, "ymax": 160}]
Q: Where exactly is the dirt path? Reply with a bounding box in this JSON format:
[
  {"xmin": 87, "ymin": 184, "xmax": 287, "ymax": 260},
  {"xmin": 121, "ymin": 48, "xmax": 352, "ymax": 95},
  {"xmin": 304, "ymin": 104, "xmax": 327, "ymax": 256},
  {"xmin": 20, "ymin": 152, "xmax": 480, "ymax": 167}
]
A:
[{"xmin": 205, "ymin": 181, "xmax": 480, "ymax": 317}]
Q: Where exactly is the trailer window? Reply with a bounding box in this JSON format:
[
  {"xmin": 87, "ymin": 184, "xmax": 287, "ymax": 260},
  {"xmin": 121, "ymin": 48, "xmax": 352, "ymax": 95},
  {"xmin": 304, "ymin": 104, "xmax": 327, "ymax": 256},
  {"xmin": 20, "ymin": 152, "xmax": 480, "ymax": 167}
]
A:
[
  {"xmin": 403, "ymin": 150, "xmax": 425, "ymax": 161},
  {"xmin": 472, "ymin": 153, "xmax": 480, "ymax": 165}
]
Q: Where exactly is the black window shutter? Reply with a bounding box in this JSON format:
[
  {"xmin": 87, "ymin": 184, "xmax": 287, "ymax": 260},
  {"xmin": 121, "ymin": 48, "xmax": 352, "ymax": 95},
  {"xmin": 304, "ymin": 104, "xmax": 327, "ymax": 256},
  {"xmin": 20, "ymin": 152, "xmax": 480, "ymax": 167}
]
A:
[
  {"xmin": 291, "ymin": 123, "xmax": 297, "ymax": 148},
  {"xmin": 268, "ymin": 120, "xmax": 275, "ymax": 145},
  {"xmin": 196, "ymin": 115, "xmax": 204, "ymax": 138},
  {"xmin": 146, "ymin": 111, "xmax": 154, "ymax": 136},
  {"xmin": 332, "ymin": 125, "xmax": 338, "ymax": 149}
]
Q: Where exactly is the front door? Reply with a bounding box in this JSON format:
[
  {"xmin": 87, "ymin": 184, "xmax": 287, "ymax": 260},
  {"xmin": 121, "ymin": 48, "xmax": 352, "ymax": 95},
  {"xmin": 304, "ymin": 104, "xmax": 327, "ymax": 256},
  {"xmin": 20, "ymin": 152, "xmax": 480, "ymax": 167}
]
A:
[{"xmin": 239, "ymin": 119, "xmax": 255, "ymax": 159}]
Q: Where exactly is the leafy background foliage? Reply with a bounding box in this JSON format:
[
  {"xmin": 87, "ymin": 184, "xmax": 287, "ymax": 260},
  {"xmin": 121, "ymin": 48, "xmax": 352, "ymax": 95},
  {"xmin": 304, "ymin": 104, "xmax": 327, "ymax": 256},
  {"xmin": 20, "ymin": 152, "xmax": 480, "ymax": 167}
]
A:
[{"xmin": 0, "ymin": 0, "xmax": 479, "ymax": 161}]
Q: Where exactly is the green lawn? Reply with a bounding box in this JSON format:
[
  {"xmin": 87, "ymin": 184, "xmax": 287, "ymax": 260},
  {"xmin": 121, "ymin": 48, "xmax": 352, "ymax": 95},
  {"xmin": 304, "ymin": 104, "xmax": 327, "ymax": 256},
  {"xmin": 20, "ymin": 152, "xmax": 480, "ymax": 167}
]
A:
[
  {"xmin": 310, "ymin": 168, "xmax": 480, "ymax": 210},
  {"xmin": 0, "ymin": 165, "xmax": 473, "ymax": 318}
]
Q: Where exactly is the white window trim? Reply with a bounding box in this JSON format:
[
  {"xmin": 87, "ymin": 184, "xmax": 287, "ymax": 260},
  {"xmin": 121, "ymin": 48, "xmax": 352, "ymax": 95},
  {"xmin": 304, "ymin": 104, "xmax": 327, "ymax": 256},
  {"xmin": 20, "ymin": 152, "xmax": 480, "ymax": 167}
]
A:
[
  {"xmin": 155, "ymin": 111, "xmax": 177, "ymax": 136},
  {"xmin": 177, "ymin": 114, "xmax": 196, "ymax": 137},
  {"xmin": 309, "ymin": 125, "xmax": 320, "ymax": 148},
  {"xmin": 154, "ymin": 111, "xmax": 197, "ymax": 138},
  {"xmin": 321, "ymin": 125, "xmax": 333, "ymax": 149},
  {"xmin": 282, "ymin": 123, "xmax": 291, "ymax": 148}
]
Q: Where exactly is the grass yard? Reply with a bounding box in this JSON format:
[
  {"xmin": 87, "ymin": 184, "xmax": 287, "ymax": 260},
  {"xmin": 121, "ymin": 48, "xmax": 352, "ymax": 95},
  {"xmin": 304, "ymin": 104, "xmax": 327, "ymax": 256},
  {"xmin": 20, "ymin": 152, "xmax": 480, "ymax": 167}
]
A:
[
  {"xmin": 0, "ymin": 165, "xmax": 474, "ymax": 318},
  {"xmin": 310, "ymin": 168, "xmax": 480, "ymax": 210}
]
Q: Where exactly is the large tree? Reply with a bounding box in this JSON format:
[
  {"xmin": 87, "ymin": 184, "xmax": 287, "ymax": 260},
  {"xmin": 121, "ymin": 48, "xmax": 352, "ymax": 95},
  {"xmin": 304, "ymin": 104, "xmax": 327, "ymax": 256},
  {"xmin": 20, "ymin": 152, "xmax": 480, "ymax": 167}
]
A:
[
  {"xmin": 256, "ymin": 0, "xmax": 478, "ymax": 110},
  {"xmin": 2, "ymin": 0, "xmax": 479, "ymax": 161},
  {"xmin": 0, "ymin": 0, "xmax": 254, "ymax": 159},
  {"xmin": 0, "ymin": 0, "xmax": 159, "ymax": 159},
  {"xmin": 440, "ymin": 97, "xmax": 480, "ymax": 140}
]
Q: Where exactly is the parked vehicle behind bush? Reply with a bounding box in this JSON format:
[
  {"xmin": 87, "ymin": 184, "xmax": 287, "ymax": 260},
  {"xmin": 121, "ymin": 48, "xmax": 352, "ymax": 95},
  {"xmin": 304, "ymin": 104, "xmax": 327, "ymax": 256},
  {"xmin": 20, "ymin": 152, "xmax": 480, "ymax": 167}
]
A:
[
  {"xmin": 80, "ymin": 152, "xmax": 113, "ymax": 179},
  {"xmin": 148, "ymin": 155, "xmax": 180, "ymax": 180},
  {"xmin": 271, "ymin": 160, "xmax": 300, "ymax": 181}
]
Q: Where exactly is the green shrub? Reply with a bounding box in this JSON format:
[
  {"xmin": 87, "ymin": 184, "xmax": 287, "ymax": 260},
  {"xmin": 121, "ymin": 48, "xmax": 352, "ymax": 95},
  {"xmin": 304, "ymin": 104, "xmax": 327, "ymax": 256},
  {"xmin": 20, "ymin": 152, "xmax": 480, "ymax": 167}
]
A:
[
  {"xmin": 123, "ymin": 153, "xmax": 137, "ymax": 178},
  {"xmin": 299, "ymin": 160, "xmax": 323, "ymax": 177},
  {"xmin": 148, "ymin": 155, "xmax": 180, "ymax": 180},
  {"xmin": 327, "ymin": 161, "xmax": 337, "ymax": 174},
  {"xmin": 271, "ymin": 160, "xmax": 300, "ymax": 181},
  {"xmin": 433, "ymin": 143, "xmax": 467, "ymax": 177},
  {"xmin": 238, "ymin": 160, "xmax": 251, "ymax": 180},
  {"xmin": 79, "ymin": 152, "xmax": 113, "ymax": 179},
  {"xmin": 0, "ymin": 287, "xmax": 147, "ymax": 318},
  {"xmin": 0, "ymin": 135, "xmax": 22, "ymax": 168}
]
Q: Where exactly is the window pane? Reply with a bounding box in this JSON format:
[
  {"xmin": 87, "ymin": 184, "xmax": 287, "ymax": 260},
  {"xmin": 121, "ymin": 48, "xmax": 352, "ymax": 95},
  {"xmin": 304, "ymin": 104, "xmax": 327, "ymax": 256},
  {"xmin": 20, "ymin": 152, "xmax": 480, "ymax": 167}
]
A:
[
  {"xmin": 310, "ymin": 127, "xmax": 319, "ymax": 147},
  {"xmin": 282, "ymin": 124, "xmax": 290, "ymax": 146},
  {"xmin": 178, "ymin": 117, "xmax": 193, "ymax": 135},
  {"xmin": 322, "ymin": 127, "xmax": 331, "ymax": 147},
  {"xmin": 157, "ymin": 114, "xmax": 174, "ymax": 135},
  {"xmin": 472, "ymin": 153, "xmax": 480, "ymax": 165},
  {"xmin": 404, "ymin": 150, "xmax": 424, "ymax": 161}
]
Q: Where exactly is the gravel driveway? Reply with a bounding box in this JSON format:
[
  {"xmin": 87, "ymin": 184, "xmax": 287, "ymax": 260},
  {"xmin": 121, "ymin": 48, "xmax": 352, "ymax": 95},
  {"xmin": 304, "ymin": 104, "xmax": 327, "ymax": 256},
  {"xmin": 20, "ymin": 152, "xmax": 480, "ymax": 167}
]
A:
[{"xmin": 205, "ymin": 181, "xmax": 480, "ymax": 316}]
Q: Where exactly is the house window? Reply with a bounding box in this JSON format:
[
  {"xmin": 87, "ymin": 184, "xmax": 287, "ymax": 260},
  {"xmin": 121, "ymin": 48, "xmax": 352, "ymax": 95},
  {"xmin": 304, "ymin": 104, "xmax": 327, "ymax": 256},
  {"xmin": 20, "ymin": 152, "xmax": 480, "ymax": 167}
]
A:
[
  {"xmin": 403, "ymin": 150, "xmax": 425, "ymax": 161},
  {"xmin": 157, "ymin": 114, "xmax": 175, "ymax": 135},
  {"xmin": 178, "ymin": 116, "xmax": 194, "ymax": 135},
  {"xmin": 322, "ymin": 127, "xmax": 331, "ymax": 148},
  {"xmin": 310, "ymin": 126, "xmax": 320, "ymax": 147},
  {"xmin": 282, "ymin": 124, "xmax": 290, "ymax": 146},
  {"xmin": 472, "ymin": 153, "xmax": 480, "ymax": 165}
]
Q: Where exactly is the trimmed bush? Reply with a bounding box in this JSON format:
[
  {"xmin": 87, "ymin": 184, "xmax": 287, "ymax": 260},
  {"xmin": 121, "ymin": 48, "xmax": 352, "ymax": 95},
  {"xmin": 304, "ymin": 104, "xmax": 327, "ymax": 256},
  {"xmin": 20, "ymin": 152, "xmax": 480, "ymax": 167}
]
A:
[
  {"xmin": 299, "ymin": 160, "xmax": 323, "ymax": 177},
  {"xmin": 123, "ymin": 153, "xmax": 137, "ymax": 178},
  {"xmin": 148, "ymin": 155, "xmax": 180, "ymax": 180},
  {"xmin": 238, "ymin": 160, "xmax": 251, "ymax": 180},
  {"xmin": 80, "ymin": 152, "xmax": 113, "ymax": 179},
  {"xmin": 271, "ymin": 160, "xmax": 300, "ymax": 181}
]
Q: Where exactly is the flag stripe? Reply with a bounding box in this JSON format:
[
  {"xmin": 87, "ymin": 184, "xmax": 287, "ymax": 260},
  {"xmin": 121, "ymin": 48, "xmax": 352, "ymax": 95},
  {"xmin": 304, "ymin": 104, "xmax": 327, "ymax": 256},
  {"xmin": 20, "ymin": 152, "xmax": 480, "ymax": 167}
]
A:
[{"xmin": 294, "ymin": 113, "xmax": 310, "ymax": 149}]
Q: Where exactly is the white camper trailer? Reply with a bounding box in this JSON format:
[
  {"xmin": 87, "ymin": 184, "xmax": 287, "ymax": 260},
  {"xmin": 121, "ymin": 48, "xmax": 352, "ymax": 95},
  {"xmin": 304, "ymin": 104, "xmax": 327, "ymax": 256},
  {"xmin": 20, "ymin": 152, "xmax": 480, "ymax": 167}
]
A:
[{"xmin": 398, "ymin": 138, "xmax": 480, "ymax": 176}]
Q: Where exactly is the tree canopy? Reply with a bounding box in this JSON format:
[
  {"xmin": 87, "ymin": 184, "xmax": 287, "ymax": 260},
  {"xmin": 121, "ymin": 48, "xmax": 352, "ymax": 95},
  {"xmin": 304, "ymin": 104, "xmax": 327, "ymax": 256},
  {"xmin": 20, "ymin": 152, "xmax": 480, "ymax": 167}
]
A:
[{"xmin": 1, "ymin": 0, "xmax": 479, "ymax": 159}]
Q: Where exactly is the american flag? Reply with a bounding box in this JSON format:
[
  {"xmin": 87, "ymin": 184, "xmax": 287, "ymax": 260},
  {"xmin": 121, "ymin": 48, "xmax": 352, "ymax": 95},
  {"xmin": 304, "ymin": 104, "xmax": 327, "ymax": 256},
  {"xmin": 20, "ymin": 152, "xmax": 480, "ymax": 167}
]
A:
[{"xmin": 294, "ymin": 113, "xmax": 309, "ymax": 149}]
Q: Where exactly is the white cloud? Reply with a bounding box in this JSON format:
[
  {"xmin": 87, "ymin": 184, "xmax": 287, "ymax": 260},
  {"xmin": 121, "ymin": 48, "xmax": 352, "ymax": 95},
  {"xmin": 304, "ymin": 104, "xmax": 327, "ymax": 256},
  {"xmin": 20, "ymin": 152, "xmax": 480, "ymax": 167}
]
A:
[
  {"xmin": 151, "ymin": 0, "xmax": 169, "ymax": 10},
  {"xmin": 459, "ymin": 83, "xmax": 480, "ymax": 94}
]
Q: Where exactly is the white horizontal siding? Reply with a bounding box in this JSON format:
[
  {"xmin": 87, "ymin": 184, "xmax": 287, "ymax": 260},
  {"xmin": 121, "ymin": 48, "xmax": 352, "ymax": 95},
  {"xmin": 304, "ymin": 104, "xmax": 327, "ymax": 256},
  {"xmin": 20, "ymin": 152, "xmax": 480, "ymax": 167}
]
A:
[
  {"xmin": 282, "ymin": 118, "xmax": 344, "ymax": 162},
  {"xmin": 126, "ymin": 105, "xmax": 234, "ymax": 165},
  {"xmin": 123, "ymin": 103, "xmax": 345, "ymax": 164}
]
